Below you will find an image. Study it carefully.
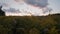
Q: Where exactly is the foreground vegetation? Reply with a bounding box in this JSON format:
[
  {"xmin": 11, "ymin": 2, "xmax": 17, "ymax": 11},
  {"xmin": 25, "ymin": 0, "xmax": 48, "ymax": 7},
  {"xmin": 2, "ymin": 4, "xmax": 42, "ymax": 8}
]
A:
[{"xmin": 0, "ymin": 14, "xmax": 60, "ymax": 34}]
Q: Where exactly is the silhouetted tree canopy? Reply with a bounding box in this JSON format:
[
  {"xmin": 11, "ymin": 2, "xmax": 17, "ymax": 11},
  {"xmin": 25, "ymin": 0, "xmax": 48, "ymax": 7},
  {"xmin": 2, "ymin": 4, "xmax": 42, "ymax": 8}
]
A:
[{"xmin": 0, "ymin": 6, "xmax": 5, "ymax": 16}]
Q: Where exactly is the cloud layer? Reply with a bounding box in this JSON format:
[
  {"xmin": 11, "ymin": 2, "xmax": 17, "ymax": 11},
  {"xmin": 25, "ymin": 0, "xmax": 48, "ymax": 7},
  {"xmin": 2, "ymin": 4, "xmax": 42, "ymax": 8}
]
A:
[
  {"xmin": 23, "ymin": 0, "xmax": 48, "ymax": 8},
  {"xmin": 14, "ymin": 0, "xmax": 50, "ymax": 14},
  {"xmin": 15, "ymin": 0, "xmax": 48, "ymax": 8},
  {"xmin": 0, "ymin": 0, "xmax": 52, "ymax": 16},
  {"xmin": 3, "ymin": 8, "xmax": 20, "ymax": 13}
]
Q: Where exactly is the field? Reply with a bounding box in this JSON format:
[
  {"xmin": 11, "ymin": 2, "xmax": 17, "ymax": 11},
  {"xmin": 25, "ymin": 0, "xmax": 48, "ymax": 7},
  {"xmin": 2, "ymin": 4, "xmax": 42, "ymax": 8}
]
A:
[{"xmin": 0, "ymin": 14, "xmax": 60, "ymax": 34}]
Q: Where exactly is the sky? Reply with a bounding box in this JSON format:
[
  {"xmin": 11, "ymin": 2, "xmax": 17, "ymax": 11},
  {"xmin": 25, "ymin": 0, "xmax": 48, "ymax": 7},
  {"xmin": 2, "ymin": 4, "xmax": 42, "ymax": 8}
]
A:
[
  {"xmin": 0, "ymin": 0, "xmax": 60, "ymax": 16},
  {"xmin": 48, "ymin": 0, "xmax": 60, "ymax": 13}
]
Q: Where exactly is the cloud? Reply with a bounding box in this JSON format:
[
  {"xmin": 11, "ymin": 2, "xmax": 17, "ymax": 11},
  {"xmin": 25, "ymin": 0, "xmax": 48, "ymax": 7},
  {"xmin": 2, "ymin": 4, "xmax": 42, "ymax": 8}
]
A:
[
  {"xmin": 22, "ymin": 0, "xmax": 52, "ymax": 14},
  {"xmin": 3, "ymin": 8, "xmax": 21, "ymax": 13},
  {"xmin": 14, "ymin": 0, "xmax": 51, "ymax": 14},
  {"xmin": 0, "ymin": 3, "xmax": 2, "ymax": 6},
  {"xmin": 14, "ymin": 0, "xmax": 48, "ymax": 8},
  {"xmin": 0, "ymin": 0, "xmax": 52, "ymax": 16},
  {"xmin": 23, "ymin": 0, "xmax": 48, "ymax": 8},
  {"xmin": 42, "ymin": 7, "xmax": 52, "ymax": 14}
]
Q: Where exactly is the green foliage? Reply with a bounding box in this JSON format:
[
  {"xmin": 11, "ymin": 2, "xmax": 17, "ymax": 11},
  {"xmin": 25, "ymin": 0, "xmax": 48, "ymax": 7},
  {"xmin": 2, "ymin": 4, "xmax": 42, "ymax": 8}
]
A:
[{"xmin": 0, "ymin": 14, "xmax": 60, "ymax": 34}]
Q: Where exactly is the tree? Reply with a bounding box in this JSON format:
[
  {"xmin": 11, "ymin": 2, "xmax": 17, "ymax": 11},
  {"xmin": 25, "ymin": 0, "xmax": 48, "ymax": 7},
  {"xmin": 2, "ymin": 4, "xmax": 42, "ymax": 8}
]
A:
[{"xmin": 0, "ymin": 6, "xmax": 5, "ymax": 16}]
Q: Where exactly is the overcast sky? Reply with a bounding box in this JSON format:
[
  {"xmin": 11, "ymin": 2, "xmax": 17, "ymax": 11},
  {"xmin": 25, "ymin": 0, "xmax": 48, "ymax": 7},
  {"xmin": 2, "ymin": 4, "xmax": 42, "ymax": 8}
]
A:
[
  {"xmin": 48, "ymin": 0, "xmax": 60, "ymax": 13},
  {"xmin": 0, "ymin": 0, "xmax": 60, "ymax": 16}
]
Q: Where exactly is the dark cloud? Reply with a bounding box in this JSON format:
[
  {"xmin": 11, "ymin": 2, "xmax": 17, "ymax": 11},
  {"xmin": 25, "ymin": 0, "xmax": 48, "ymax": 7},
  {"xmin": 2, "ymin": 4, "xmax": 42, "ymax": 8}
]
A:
[
  {"xmin": 3, "ymin": 8, "xmax": 21, "ymax": 13},
  {"xmin": 23, "ymin": 0, "xmax": 48, "ymax": 8},
  {"xmin": 23, "ymin": 0, "xmax": 52, "ymax": 14}
]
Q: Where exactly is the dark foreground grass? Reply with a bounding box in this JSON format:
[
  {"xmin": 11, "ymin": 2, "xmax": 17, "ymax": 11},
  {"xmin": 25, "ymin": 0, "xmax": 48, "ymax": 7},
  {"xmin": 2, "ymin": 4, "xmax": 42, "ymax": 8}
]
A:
[{"xmin": 0, "ymin": 14, "xmax": 60, "ymax": 34}]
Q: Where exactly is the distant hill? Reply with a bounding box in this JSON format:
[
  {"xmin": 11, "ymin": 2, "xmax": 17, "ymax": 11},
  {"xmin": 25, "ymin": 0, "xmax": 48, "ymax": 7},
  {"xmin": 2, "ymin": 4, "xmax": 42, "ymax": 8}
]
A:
[{"xmin": 0, "ymin": 14, "xmax": 60, "ymax": 34}]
